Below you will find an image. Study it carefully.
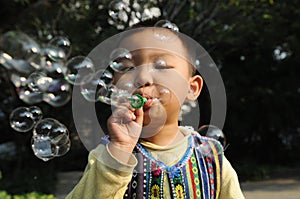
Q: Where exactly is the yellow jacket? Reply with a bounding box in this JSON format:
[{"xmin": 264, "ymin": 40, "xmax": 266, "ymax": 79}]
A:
[{"xmin": 66, "ymin": 126, "xmax": 245, "ymax": 199}]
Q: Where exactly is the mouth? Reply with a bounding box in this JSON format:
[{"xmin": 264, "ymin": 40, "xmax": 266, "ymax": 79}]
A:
[{"xmin": 133, "ymin": 92, "xmax": 156, "ymax": 110}]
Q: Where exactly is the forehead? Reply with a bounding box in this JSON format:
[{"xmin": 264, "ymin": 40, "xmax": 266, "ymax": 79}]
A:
[{"xmin": 119, "ymin": 28, "xmax": 188, "ymax": 59}]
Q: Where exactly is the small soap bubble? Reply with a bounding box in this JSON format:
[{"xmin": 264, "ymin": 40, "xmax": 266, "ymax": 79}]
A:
[
  {"xmin": 97, "ymin": 84, "xmax": 117, "ymax": 104},
  {"xmin": 153, "ymin": 20, "xmax": 179, "ymax": 41},
  {"xmin": 0, "ymin": 52, "xmax": 14, "ymax": 70},
  {"xmin": 108, "ymin": 0, "xmax": 130, "ymax": 24},
  {"xmin": 16, "ymin": 85, "xmax": 44, "ymax": 104},
  {"xmin": 154, "ymin": 57, "xmax": 167, "ymax": 68},
  {"xmin": 151, "ymin": 88, "xmax": 171, "ymax": 105},
  {"xmin": 44, "ymin": 61, "xmax": 67, "ymax": 79},
  {"xmin": 109, "ymin": 48, "xmax": 134, "ymax": 73},
  {"xmin": 110, "ymin": 89, "xmax": 131, "ymax": 106},
  {"xmin": 98, "ymin": 69, "xmax": 113, "ymax": 85},
  {"xmin": 0, "ymin": 31, "xmax": 41, "ymax": 61},
  {"xmin": 65, "ymin": 56, "xmax": 95, "ymax": 85},
  {"xmin": 29, "ymin": 106, "xmax": 43, "ymax": 122},
  {"xmin": 46, "ymin": 36, "xmax": 71, "ymax": 61},
  {"xmin": 10, "ymin": 73, "xmax": 27, "ymax": 88},
  {"xmin": 27, "ymin": 72, "xmax": 51, "ymax": 92},
  {"xmin": 31, "ymin": 137, "xmax": 54, "ymax": 161},
  {"xmin": 43, "ymin": 87, "xmax": 71, "ymax": 107},
  {"xmin": 80, "ymin": 73, "xmax": 107, "ymax": 102},
  {"xmin": 198, "ymin": 125, "xmax": 226, "ymax": 147},
  {"xmin": 195, "ymin": 58, "xmax": 201, "ymax": 70},
  {"xmin": 9, "ymin": 107, "xmax": 35, "ymax": 132},
  {"xmin": 197, "ymin": 141, "xmax": 212, "ymax": 156},
  {"xmin": 3, "ymin": 58, "xmax": 35, "ymax": 74},
  {"xmin": 30, "ymin": 73, "xmax": 53, "ymax": 92},
  {"xmin": 55, "ymin": 138, "xmax": 71, "ymax": 157}
]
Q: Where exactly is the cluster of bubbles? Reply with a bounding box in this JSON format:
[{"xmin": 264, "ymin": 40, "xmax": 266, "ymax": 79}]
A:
[
  {"xmin": 108, "ymin": 0, "xmax": 162, "ymax": 29},
  {"xmin": 0, "ymin": 31, "xmax": 74, "ymax": 107},
  {"xmin": 9, "ymin": 106, "xmax": 70, "ymax": 161}
]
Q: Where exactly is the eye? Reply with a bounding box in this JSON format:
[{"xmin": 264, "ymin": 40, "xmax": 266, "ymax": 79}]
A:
[
  {"xmin": 154, "ymin": 65, "xmax": 171, "ymax": 70},
  {"xmin": 153, "ymin": 57, "xmax": 171, "ymax": 70}
]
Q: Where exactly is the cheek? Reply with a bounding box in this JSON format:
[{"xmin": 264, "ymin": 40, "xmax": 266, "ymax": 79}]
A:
[{"xmin": 153, "ymin": 70, "xmax": 189, "ymax": 105}]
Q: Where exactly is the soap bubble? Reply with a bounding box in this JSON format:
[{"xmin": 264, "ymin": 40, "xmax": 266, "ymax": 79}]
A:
[
  {"xmin": 197, "ymin": 141, "xmax": 212, "ymax": 156},
  {"xmin": 16, "ymin": 85, "xmax": 44, "ymax": 104},
  {"xmin": 98, "ymin": 84, "xmax": 118, "ymax": 104},
  {"xmin": 98, "ymin": 69, "xmax": 113, "ymax": 85},
  {"xmin": 54, "ymin": 138, "xmax": 71, "ymax": 157},
  {"xmin": 0, "ymin": 54, "xmax": 35, "ymax": 74},
  {"xmin": 80, "ymin": 72, "xmax": 107, "ymax": 102},
  {"xmin": 0, "ymin": 31, "xmax": 40, "ymax": 60},
  {"xmin": 110, "ymin": 88, "xmax": 132, "ymax": 106},
  {"xmin": 44, "ymin": 61, "xmax": 67, "ymax": 79},
  {"xmin": 27, "ymin": 72, "xmax": 52, "ymax": 92},
  {"xmin": 108, "ymin": 0, "xmax": 130, "ymax": 26},
  {"xmin": 43, "ymin": 83, "xmax": 71, "ymax": 107},
  {"xmin": 158, "ymin": 88, "xmax": 171, "ymax": 105},
  {"xmin": 153, "ymin": 20, "xmax": 179, "ymax": 41},
  {"xmin": 65, "ymin": 56, "xmax": 94, "ymax": 85},
  {"xmin": 109, "ymin": 48, "xmax": 134, "ymax": 73},
  {"xmin": 198, "ymin": 125, "xmax": 226, "ymax": 147},
  {"xmin": 9, "ymin": 107, "xmax": 35, "ymax": 132},
  {"xmin": 29, "ymin": 106, "xmax": 43, "ymax": 122},
  {"xmin": 31, "ymin": 137, "xmax": 54, "ymax": 161},
  {"xmin": 10, "ymin": 73, "xmax": 27, "ymax": 88},
  {"xmin": 0, "ymin": 52, "xmax": 14, "ymax": 70},
  {"xmin": 46, "ymin": 36, "xmax": 71, "ymax": 61}
]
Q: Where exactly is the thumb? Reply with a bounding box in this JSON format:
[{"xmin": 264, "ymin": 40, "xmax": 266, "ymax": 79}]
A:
[{"xmin": 134, "ymin": 108, "xmax": 144, "ymax": 126}]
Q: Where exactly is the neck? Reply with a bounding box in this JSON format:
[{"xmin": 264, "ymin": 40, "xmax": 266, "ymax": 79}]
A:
[{"xmin": 141, "ymin": 123, "xmax": 184, "ymax": 146}]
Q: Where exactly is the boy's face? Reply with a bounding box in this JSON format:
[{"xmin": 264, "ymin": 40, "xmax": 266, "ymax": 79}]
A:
[{"xmin": 112, "ymin": 28, "xmax": 202, "ymax": 133}]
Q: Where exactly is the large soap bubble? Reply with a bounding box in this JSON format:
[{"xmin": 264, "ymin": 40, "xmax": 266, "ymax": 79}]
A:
[
  {"xmin": 198, "ymin": 124, "xmax": 226, "ymax": 147},
  {"xmin": 65, "ymin": 56, "xmax": 95, "ymax": 85}
]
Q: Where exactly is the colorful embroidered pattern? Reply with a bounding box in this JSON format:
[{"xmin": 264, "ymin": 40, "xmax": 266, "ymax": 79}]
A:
[{"xmin": 123, "ymin": 133, "xmax": 223, "ymax": 199}]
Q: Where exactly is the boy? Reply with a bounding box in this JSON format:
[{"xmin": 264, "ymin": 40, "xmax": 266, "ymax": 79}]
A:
[{"xmin": 67, "ymin": 20, "xmax": 245, "ymax": 199}]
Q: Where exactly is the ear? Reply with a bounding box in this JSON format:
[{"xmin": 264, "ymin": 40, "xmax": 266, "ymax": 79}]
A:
[{"xmin": 186, "ymin": 75, "xmax": 203, "ymax": 101}]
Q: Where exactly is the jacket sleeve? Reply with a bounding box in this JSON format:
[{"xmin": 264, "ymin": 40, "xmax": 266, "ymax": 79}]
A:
[
  {"xmin": 66, "ymin": 144, "xmax": 137, "ymax": 199},
  {"xmin": 219, "ymin": 156, "xmax": 245, "ymax": 199}
]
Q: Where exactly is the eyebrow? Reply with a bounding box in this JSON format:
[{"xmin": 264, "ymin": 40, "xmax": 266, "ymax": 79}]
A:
[{"xmin": 131, "ymin": 50, "xmax": 178, "ymax": 60}]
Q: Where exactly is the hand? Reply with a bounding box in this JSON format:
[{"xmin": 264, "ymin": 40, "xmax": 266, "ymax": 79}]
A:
[{"xmin": 107, "ymin": 104, "xmax": 144, "ymax": 163}]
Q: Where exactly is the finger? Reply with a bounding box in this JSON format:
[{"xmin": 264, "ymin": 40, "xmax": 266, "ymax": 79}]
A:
[{"xmin": 134, "ymin": 108, "xmax": 144, "ymax": 126}]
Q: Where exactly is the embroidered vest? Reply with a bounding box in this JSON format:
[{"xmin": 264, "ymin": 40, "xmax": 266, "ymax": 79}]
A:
[{"xmin": 123, "ymin": 134, "xmax": 223, "ymax": 199}]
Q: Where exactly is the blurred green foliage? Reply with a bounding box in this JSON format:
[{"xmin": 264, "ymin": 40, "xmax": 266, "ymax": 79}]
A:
[{"xmin": 0, "ymin": 191, "xmax": 56, "ymax": 199}]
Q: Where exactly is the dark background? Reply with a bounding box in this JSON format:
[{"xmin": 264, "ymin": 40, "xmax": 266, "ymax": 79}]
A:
[{"xmin": 0, "ymin": 0, "xmax": 299, "ymax": 195}]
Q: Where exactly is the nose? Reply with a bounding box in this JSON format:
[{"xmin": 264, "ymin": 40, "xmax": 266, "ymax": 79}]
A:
[{"xmin": 134, "ymin": 64, "xmax": 153, "ymax": 88}]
